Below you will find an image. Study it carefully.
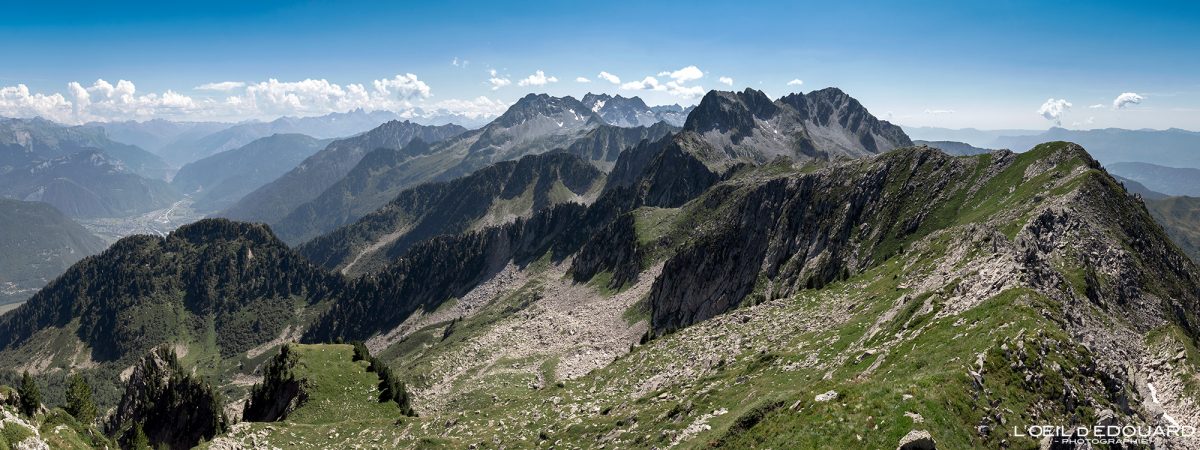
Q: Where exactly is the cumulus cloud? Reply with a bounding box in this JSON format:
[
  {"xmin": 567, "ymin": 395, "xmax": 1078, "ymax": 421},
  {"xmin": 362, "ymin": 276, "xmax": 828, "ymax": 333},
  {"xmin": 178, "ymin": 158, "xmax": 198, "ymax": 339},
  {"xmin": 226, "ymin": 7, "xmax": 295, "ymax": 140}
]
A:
[
  {"xmin": 597, "ymin": 71, "xmax": 621, "ymax": 84},
  {"xmin": 621, "ymin": 76, "xmax": 661, "ymax": 91},
  {"xmin": 488, "ymin": 69, "xmax": 511, "ymax": 90},
  {"xmin": 451, "ymin": 57, "xmax": 469, "ymax": 67},
  {"xmin": 575, "ymin": 77, "xmax": 591, "ymax": 83},
  {"xmin": 372, "ymin": 73, "xmax": 432, "ymax": 99},
  {"xmin": 658, "ymin": 65, "xmax": 704, "ymax": 83},
  {"xmin": 1037, "ymin": 98, "xmax": 1072, "ymax": 125},
  {"xmin": 787, "ymin": 79, "xmax": 804, "ymax": 86},
  {"xmin": 718, "ymin": 76, "xmax": 733, "ymax": 86},
  {"xmin": 0, "ymin": 84, "xmax": 73, "ymax": 122},
  {"xmin": 1088, "ymin": 104, "xmax": 1105, "ymax": 109},
  {"xmin": 1113, "ymin": 92, "xmax": 1143, "ymax": 109},
  {"xmin": 620, "ymin": 75, "xmax": 704, "ymax": 99},
  {"xmin": 0, "ymin": 73, "xmax": 511, "ymax": 124},
  {"xmin": 195, "ymin": 81, "xmax": 245, "ymax": 91},
  {"xmin": 517, "ymin": 70, "xmax": 558, "ymax": 87}
]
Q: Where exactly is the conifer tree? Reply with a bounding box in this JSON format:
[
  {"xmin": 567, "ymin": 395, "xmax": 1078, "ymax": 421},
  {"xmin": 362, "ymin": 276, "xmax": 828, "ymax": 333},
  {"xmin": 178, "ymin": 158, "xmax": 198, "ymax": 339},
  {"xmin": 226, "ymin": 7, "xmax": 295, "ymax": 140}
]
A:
[
  {"xmin": 65, "ymin": 373, "xmax": 97, "ymax": 424},
  {"xmin": 18, "ymin": 371, "xmax": 40, "ymax": 417}
]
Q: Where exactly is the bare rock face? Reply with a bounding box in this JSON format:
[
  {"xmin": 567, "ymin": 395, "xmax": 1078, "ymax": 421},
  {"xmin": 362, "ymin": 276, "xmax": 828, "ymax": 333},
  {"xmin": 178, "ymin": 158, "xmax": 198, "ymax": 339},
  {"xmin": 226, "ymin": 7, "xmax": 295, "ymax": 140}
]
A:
[
  {"xmin": 684, "ymin": 87, "xmax": 912, "ymax": 163},
  {"xmin": 107, "ymin": 347, "xmax": 228, "ymax": 450},
  {"xmin": 649, "ymin": 147, "xmax": 976, "ymax": 334}
]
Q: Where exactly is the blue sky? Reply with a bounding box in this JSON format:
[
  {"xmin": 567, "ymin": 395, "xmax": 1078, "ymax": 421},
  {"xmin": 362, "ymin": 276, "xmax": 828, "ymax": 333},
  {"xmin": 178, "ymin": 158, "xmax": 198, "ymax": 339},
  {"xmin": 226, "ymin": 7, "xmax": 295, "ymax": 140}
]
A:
[{"xmin": 1, "ymin": 0, "xmax": 1198, "ymax": 129}]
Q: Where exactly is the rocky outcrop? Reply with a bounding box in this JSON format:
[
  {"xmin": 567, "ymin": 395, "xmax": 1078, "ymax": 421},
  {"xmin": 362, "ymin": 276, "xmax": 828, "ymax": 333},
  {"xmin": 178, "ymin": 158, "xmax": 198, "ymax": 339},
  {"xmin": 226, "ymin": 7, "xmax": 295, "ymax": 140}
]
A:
[
  {"xmin": 107, "ymin": 347, "xmax": 228, "ymax": 450},
  {"xmin": 565, "ymin": 121, "xmax": 676, "ymax": 168},
  {"xmin": 569, "ymin": 213, "xmax": 644, "ymax": 289},
  {"xmin": 649, "ymin": 147, "xmax": 982, "ymax": 333},
  {"xmin": 242, "ymin": 344, "xmax": 307, "ymax": 422}
]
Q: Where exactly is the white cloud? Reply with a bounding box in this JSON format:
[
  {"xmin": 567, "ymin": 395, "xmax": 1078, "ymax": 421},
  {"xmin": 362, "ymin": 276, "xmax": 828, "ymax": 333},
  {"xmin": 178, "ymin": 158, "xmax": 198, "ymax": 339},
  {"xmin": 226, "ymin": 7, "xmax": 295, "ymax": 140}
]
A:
[
  {"xmin": 195, "ymin": 81, "xmax": 245, "ymax": 91},
  {"xmin": 621, "ymin": 75, "xmax": 704, "ymax": 99},
  {"xmin": 0, "ymin": 84, "xmax": 73, "ymax": 122},
  {"xmin": 923, "ymin": 109, "xmax": 955, "ymax": 115},
  {"xmin": 1113, "ymin": 92, "xmax": 1143, "ymax": 109},
  {"xmin": 597, "ymin": 71, "xmax": 621, "ymax": 84},
  {"xmin": 575, "ymin": 77, "xmax": 591, "ymax": 83},
  {"xmin": 1037, "ymin": 98, "xmax": 1072, "ymax": 125},
  {"xmin": 488, "ymin": 69, "xmax": 511, "ymax": 90},
  {"xmin": 661, "ymin": 65, "xmax": 704, "ymax": 83},
  {"xmin": 1071, "ymin": 116, "xmax": 1095, "ymax": 127},
  {"xmin": 372, "ymin": 73, "xmax": 432, "ymax": 99},
  {"xmin": 0, "ymin": 73, "xmax": 466, "ymax": 124},
  {"xmin": 517, "ymin": 70, "xmax": 558, "ymax": 87},
  {"xmin": 621, "ymin": 76, "xmax": 661, "ymax": 91},
  {"xmin": 1088, "ymin": 104, "xmax": 1105, "ymax": 109},
  {"xmin": 718, "ymin": 76, "xmax": 733, "ymax": 86},
  {"xmin": 451, "ymin": 57, "xmax": 469, "ymax": 68},
  {"xmin": 787, "ymin": 79, "xmax": 804, "ymax": 86}
]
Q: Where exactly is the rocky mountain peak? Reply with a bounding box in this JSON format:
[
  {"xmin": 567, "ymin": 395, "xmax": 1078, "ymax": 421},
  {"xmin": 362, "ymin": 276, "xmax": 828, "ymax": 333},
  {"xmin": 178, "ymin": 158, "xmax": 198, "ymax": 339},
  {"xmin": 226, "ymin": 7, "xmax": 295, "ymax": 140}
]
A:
[
  {"xmin": 682, "ymin": 87, "xmax": 911, "ymax": 162},
  {"xmin": 492, "ymin": 94, "xmax": 599, "ymax": 128},
  {"xmin": 683, "ymin": 88, "xmax": 779, "ymax": 136}
]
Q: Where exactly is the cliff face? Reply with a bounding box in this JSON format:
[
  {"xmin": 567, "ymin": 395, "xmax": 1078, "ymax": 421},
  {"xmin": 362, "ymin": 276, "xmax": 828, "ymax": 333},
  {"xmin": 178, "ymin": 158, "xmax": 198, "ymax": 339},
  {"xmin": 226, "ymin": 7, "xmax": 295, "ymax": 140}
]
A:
[
  {"xmin": 637, "ymin": 142, "xmax": 1198, "ymax": 341},
  {"xmin": 683, "ymin": 87, "xmax": 912, "ymax": 163},
  {"xmin": 107, "ymin": 348, "xmax": 227, "ymax": 450}
]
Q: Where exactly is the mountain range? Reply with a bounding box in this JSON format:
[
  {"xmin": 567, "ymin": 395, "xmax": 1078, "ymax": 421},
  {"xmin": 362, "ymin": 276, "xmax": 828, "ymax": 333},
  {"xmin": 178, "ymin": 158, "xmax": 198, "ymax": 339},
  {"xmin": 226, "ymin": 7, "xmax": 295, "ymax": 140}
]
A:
[
  {"xmin": 1, "ymin": 117, "xmax": 173, "ymax": 180},
  {"xmin": 0, "ymin": 118, "xmax": 180, "ymax": 218},
  {"xmin": 581, "ymin": 93, "xmax": 693, "ymax": 127},
  {"xmin": 217, "ymin": 120, "xmax": 469, "ymax": 225},
  {"xmin": 170, "ymin": 133, "xmax": 332, "ymax": 213},
  {"xmin": 93, "ymin": 109, "xmax": 411, "ymax": 167},
  {"xmin": 297, "ymin": 151, "xmax": 605, "ymax": 275},
  {"xmin": 912, "ymin": 139, "xmax": 993, "ymax": 155},
  {"xmin": 1107, "ymin": 161, "xmax": 1200, "ymax": 197},
  {"xmin": 2, "ymin": 88, "xmax": 1200, "ymax": 449},
  {"xmin": 0, "ymin": 199, "xmax": 106, "ymax": 305},
  {"xmin": 269, "ymin": 94, "xmax": 678, "ymax": 244},
  {"xmin": 910, "ymin": 125, "xmax": 1200, "ymax": 170}
]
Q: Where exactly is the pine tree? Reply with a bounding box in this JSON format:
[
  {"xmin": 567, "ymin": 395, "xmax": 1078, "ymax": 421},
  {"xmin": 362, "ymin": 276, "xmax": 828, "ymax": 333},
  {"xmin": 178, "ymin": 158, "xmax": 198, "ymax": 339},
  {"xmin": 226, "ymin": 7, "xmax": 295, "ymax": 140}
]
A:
[
  {"xmin": 65, "ymin": 373, "xmax": 97, "ymax": 424},
  {"xmin": 18, "ymin": 371, "xmax": 41, "ymax": 417},
  {"xmin": 131, "ymin": 422, "xmax": 151, "ymax": 450}
]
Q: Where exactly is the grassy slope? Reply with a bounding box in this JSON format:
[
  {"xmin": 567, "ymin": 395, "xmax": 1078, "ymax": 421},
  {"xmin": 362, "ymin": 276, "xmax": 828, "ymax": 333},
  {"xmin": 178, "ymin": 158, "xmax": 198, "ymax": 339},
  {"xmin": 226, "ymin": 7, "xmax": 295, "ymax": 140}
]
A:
[
  {"xmin": 194, "ymin": 143, "xmax": 1183, "ymax": 448},
  {"xmin": 202, "ymin": 344, "xmax": 419, "ymax": 448}
]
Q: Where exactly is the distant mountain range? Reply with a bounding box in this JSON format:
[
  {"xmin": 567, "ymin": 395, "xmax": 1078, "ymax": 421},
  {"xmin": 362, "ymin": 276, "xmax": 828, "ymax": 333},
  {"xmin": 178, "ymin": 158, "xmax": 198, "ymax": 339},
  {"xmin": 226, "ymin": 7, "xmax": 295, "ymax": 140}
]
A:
[
  {"xmin": 1106, "ymin": 162, "xmax": 1200, "ymax": 197},
  {"xmin": 298, "ymin": 151, "xmax": 605, "ymax": 275},
  {"xmin": 269, "ymin": 94, "xmax": 677, "ymax": 244},
  {"xmin": 912, "ymin": 140, "xmax": 993, "ymax": 156},
  {"xmin": 902, "ymin": 126, "xmax": 1042, "ymax": 148},
  {"xmin": 2, "ymin": 117, "xmax": 173, "ymax": 180},
  {"xmin": 1145, "ymin": 196, "xmax": 1200, "ymax": 263},
  {"xmin": 907, "ymin": 126, "xmax": 1200, "ymax": 169},
  {"xmin": 113, "ymin": 109, "xmax": 409, "ymax": 167},
  {"xmin": 0, "ymin": 118, "xmax": 180, "ymax": 218},
  {"xmin": 218, "ymin": 121, "xmax": 469, "ymax": 225},
  {"xmin": 0, "ymin": 199, "xmax": 106, "ymax": 305},
  {"xmin": 581, "ymin": 93, "xmax": 693, "ymax": 127},
  {"xmin": 171, "ymin": 133, "xmax": 333, "ymax": 213}
]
